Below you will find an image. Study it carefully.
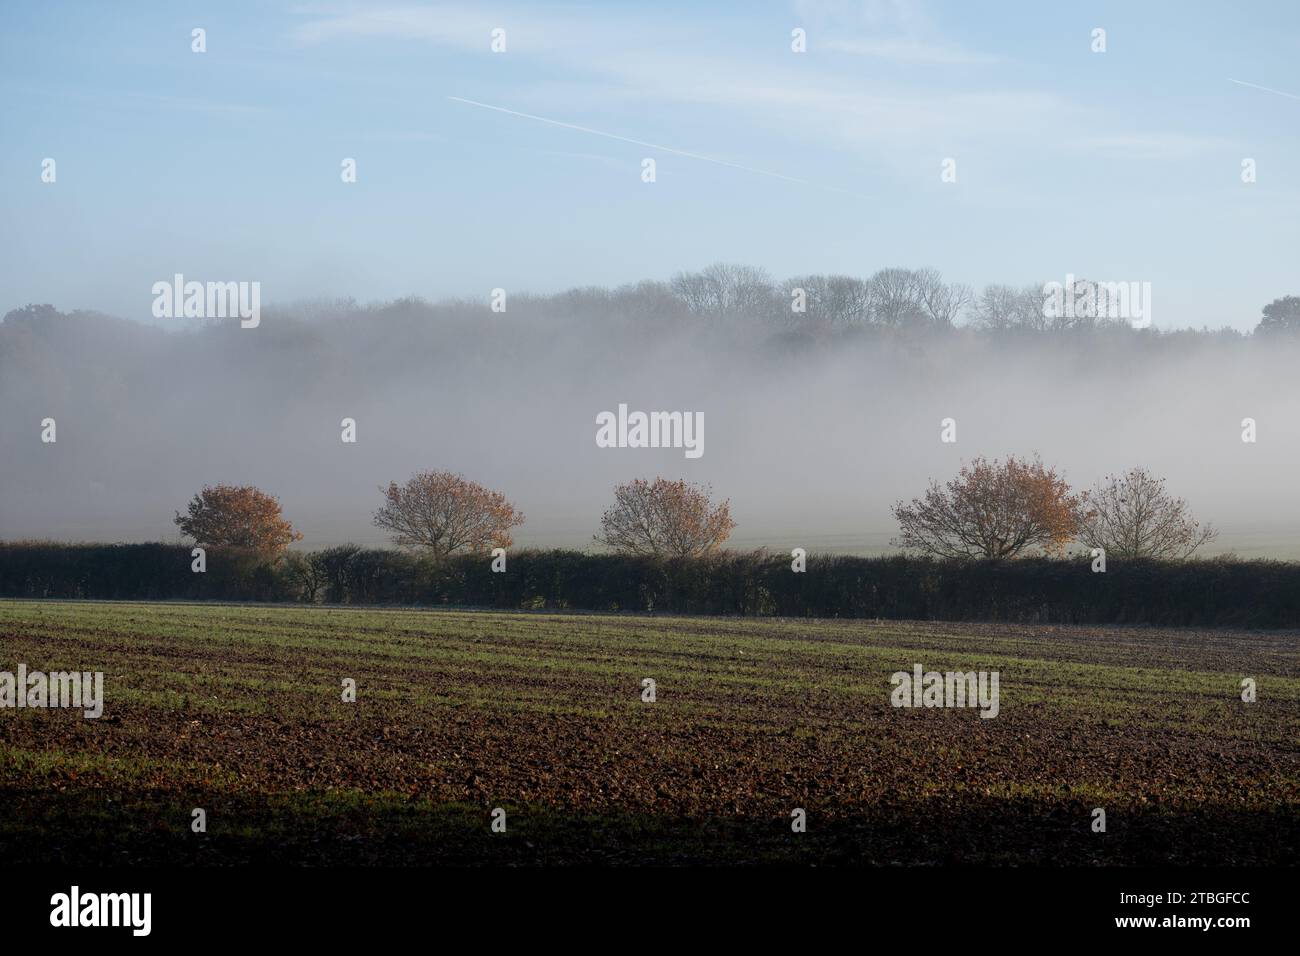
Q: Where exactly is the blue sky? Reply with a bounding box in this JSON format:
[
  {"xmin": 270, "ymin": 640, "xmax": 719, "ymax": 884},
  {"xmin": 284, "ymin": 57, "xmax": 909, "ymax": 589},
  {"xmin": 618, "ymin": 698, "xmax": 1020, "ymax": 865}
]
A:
[{"xmin": 2, "ymin": 0, "xmax": 1297, "ymax": 329}]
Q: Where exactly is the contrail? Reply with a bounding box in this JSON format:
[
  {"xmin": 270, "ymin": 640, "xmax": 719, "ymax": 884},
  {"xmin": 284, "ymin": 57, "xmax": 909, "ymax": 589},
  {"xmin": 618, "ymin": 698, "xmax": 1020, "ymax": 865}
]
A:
[
  {"xmin": 1228, "ymin": 78, "xmax": 1300, "ymax": 101},
  {"xmin": 447, "ymin": 95, "xmax": 869, "ymax": 198}
]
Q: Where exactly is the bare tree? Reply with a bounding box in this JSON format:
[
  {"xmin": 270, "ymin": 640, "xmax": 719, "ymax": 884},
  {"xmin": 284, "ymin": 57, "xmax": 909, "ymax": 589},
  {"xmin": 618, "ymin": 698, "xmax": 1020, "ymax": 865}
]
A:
[
  {"xmin": 595, "ymin": 477, "xmax": 735, "ymax": 557},
  {"xmin": 969, "ymin": 284, "xmax": 1045, "ymax": 331},
  {"xmin": 868, "ymin": 268, "xmax": 925, "ymax": 327},
  {"xmin": 785, "ymin": 274, "xmax": 874, "ymax": 328},
  {"xmin": 911, "ymin": 267, "xmax": 971, "ymax": 329},
  {"xmin": 373, "ymin": 471, "xmax": 524, "ymax": 560},
  {"xmin": 670, "ymin": 263, "xmax": 775, "ymax": 317},
  {"xmin": 1079, "ymin": 467, "xmax": 1217, "ymax": 558},
  {"xmin": 892, "ymin": 456, "xmax": 1085, "ymax": 559},
  {"xmin": 1041, "ymin": 277, "xmax": 1136, "ymax": 332}
]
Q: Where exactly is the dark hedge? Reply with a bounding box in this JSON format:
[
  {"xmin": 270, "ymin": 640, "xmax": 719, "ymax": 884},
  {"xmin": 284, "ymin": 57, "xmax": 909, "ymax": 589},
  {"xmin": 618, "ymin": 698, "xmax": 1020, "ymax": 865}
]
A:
[{"xmin": 2, "ymin": 542, "xmax": 1297, "ymax": 629}]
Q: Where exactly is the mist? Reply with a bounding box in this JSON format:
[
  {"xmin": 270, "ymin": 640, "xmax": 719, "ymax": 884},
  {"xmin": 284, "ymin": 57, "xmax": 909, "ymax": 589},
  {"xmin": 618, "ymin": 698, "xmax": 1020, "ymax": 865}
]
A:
[{"xmin": 3, "ymin": 273, "xmax": 1298, "ymax": 558}]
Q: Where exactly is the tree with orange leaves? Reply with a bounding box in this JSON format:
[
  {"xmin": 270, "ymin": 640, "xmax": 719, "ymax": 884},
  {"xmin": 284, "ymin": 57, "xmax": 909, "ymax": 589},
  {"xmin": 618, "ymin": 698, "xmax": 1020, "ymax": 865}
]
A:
[
  {"xmin": 892, "ymin": 455, "xmax": 1083, "ymax": 559},
  {"xmin": 373, "ymin": 470, "xmax": 524, "ymax": 560},
  {"xmin": 595, "ymin": 477, "xmax": 736, "ymax": 557},
  {"xmin": 174, "ymin": 484, "xmax": 302, "ymax": 555}
]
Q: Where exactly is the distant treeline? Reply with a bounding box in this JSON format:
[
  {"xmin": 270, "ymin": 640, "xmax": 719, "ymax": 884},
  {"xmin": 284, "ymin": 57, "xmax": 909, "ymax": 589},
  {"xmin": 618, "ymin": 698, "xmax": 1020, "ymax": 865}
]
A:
[
  {"xmin": 3, "ymin": 542, "xmax": 1298, "ymax": 629},
  {"xmin": 6, "ymin": 266, "xmax": 1295, "ymax": 339}
]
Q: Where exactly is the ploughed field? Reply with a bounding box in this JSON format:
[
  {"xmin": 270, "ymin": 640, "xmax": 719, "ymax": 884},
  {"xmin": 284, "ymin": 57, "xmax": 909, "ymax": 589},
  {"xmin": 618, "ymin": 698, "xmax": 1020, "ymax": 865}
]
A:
[{"xmin": 1, "ymin": 599, "xmax": 1296, "ymax": 865}]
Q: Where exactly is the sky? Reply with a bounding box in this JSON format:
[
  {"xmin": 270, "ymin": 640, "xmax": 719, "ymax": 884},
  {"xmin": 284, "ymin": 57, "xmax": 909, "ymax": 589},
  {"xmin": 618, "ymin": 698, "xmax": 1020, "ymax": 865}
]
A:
[{"xmin": 1, "ymin": 0, "xmax": 1298, "ymax": 330}]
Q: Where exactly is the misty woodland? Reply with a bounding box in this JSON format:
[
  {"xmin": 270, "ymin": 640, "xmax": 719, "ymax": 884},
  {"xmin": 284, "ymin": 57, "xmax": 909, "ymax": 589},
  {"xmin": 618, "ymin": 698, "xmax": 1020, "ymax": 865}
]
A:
[{"xmin": 4, "ymin": 268, "xmax": 1298, "ymax": 626}]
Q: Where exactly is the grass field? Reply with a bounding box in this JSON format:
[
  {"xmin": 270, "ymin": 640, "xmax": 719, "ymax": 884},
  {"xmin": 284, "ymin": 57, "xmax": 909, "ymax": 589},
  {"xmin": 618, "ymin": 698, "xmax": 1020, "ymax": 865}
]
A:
[{"xmin": 1, "ymin": 599, "xmax": 1297, "ymax": 865}]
